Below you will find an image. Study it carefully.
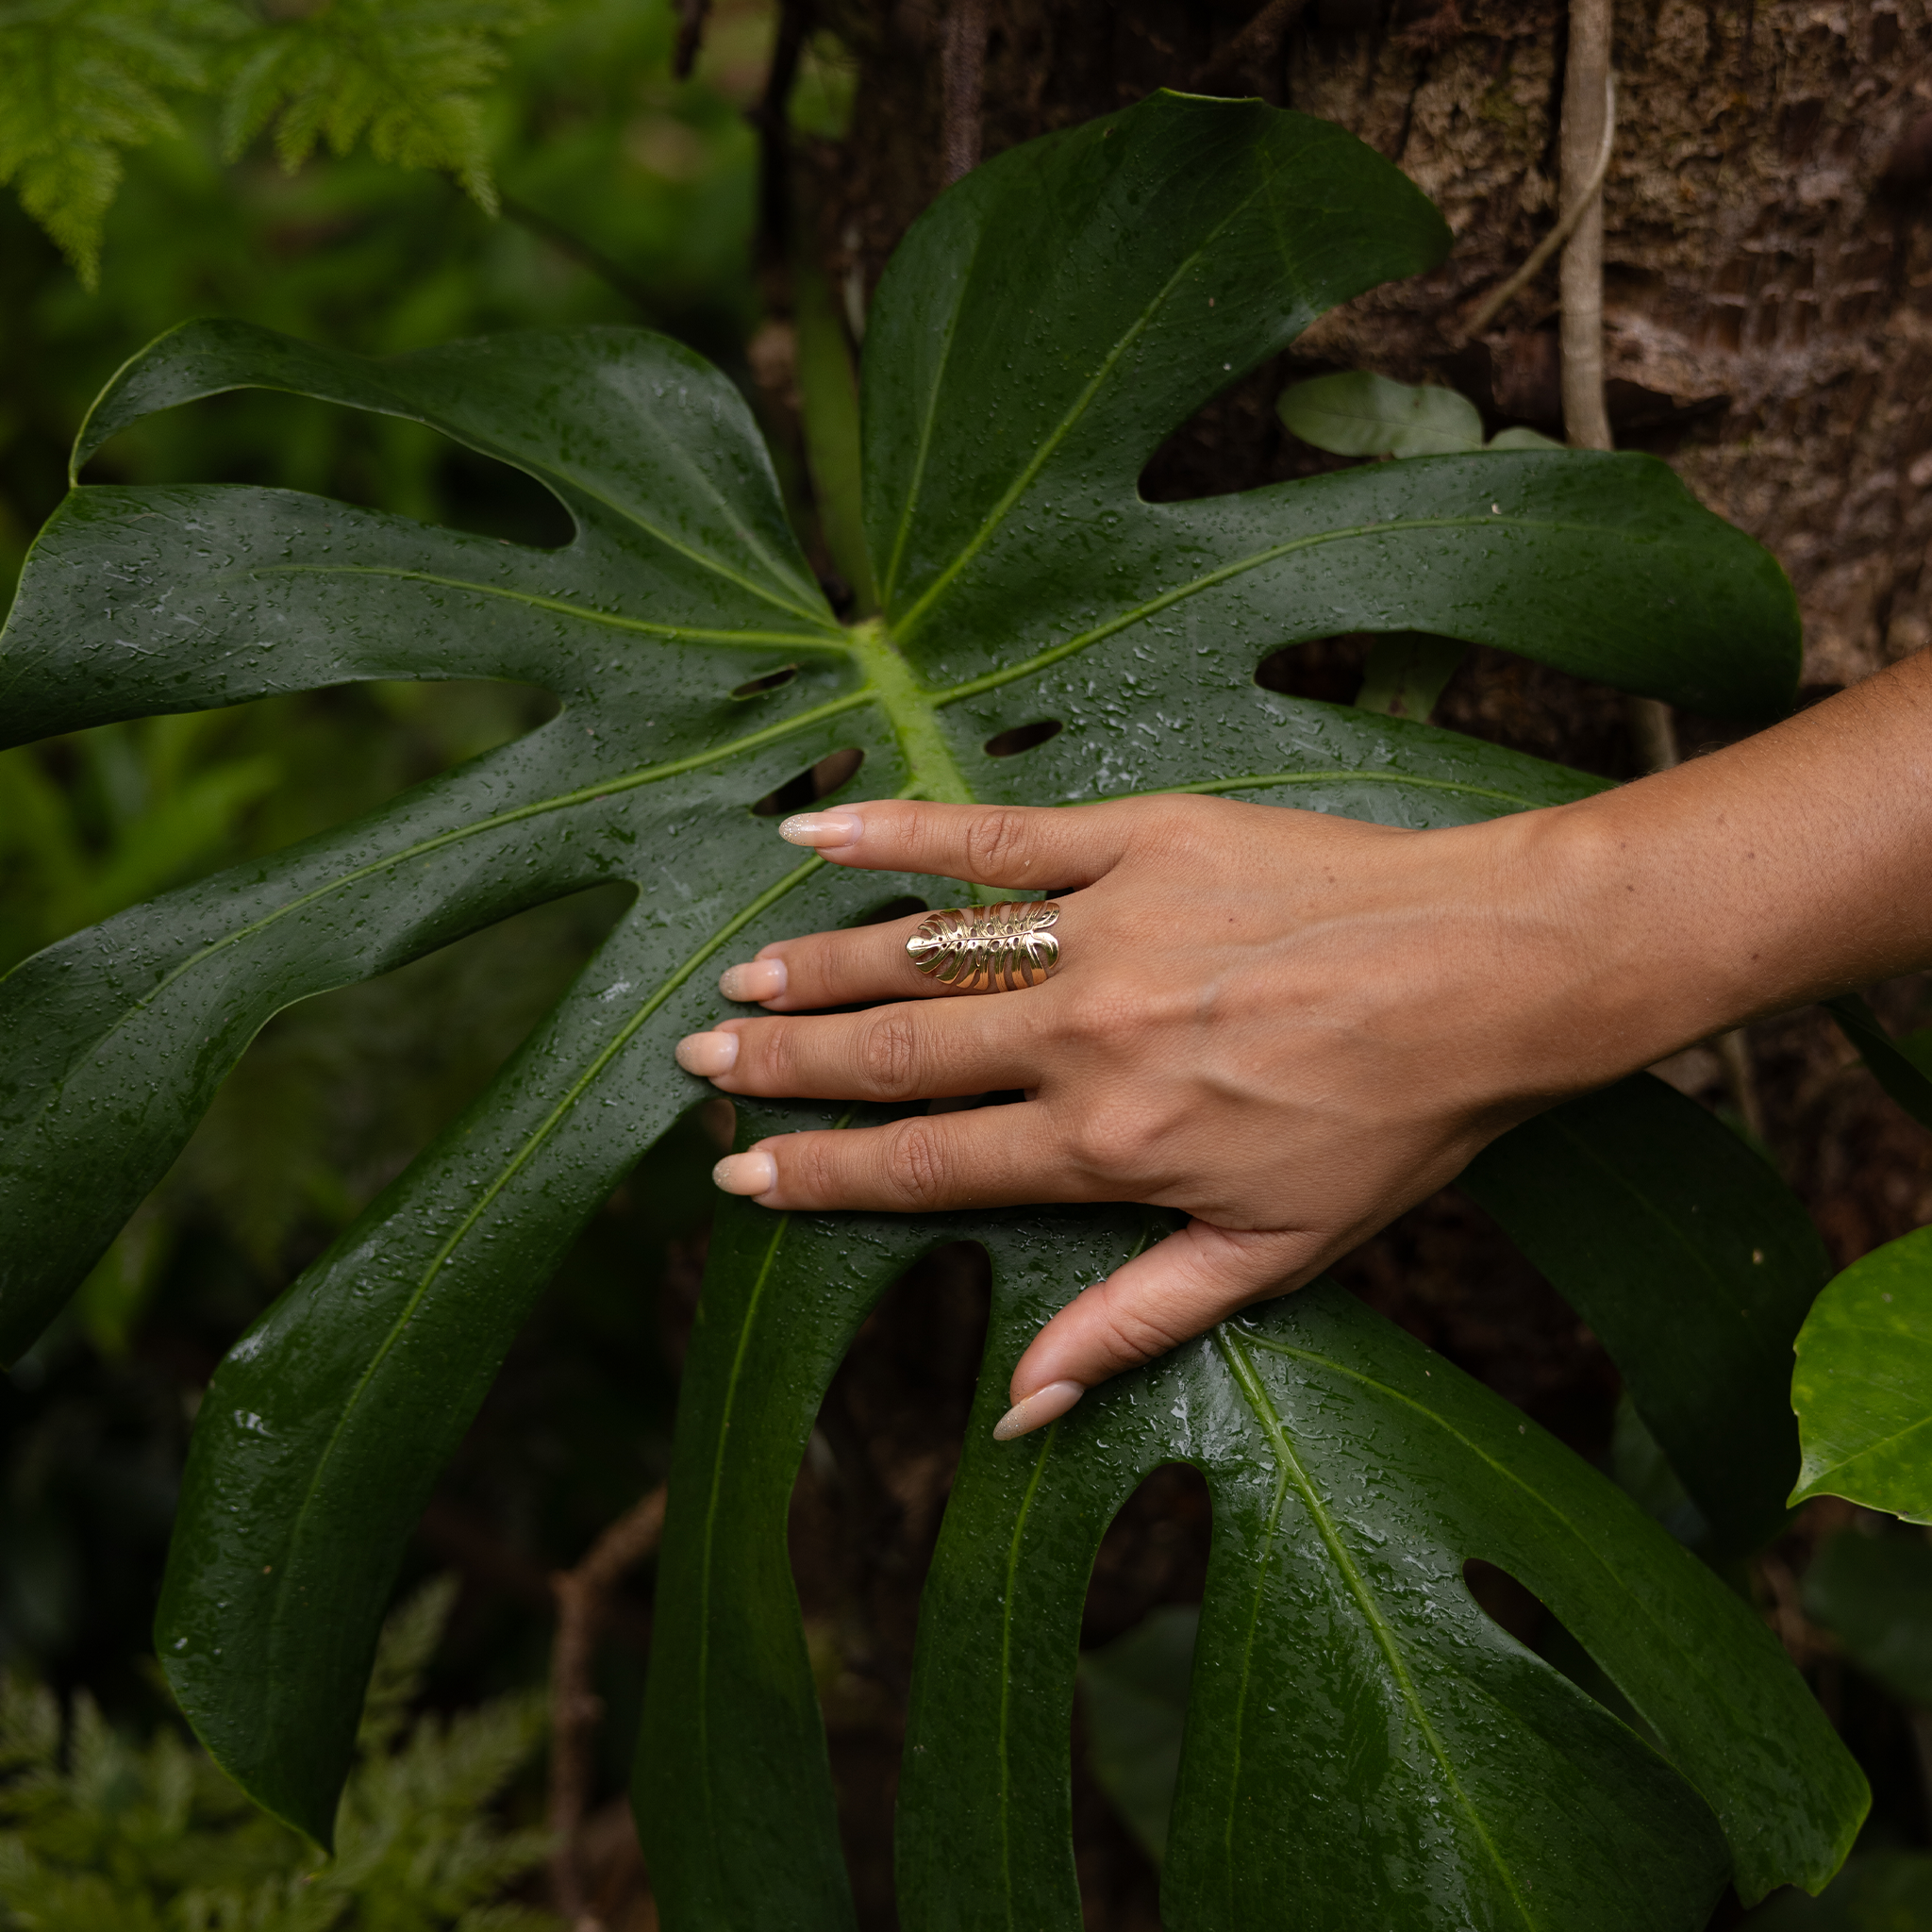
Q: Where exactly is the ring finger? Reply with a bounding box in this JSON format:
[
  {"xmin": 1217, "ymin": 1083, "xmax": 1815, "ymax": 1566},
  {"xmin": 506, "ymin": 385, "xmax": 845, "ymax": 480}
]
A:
[{"xmin": 716, "ymin": 896, "xmax": 1080, "ymax": 1012}]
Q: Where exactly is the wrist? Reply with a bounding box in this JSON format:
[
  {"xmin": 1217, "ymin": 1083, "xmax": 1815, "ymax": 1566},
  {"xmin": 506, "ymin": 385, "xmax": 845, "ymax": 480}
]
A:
[{"xmin": 1506, "ymin": 786, "xmax": 1749, "ymax": 1098}]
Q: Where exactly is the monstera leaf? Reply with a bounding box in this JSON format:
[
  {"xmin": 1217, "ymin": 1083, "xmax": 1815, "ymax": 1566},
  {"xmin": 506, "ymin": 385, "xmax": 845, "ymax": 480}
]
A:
[
  {"xmin": 0, "ymin": 86, "xmax": 1857, "ymax": 1907},
  {"xmin": 643, "ymin": 1145, "xmax": 1862, "ymax": 1929}
]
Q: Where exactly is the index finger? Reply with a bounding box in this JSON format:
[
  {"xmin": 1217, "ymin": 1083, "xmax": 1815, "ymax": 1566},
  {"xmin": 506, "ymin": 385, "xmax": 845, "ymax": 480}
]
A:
[{"xmin": 774, "ymin": 796, "xmax": 1147, "ymax": 889}]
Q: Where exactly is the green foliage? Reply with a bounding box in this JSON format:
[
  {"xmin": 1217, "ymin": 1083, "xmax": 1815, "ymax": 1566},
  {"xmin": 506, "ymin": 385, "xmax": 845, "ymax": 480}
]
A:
[
  {"xmin": 0, "ymin": 88, "xmax": 1857, "ymax": 1921},
  {"xmin": 0, "ymin": 0, "xmax": 543, "ymax": 287},
  {"xmin": 1278, "ymin": 370, "xmax": 1562, "ymax": 458},
  {"xmin": 0, "ymin": 1576, "xmax": 554, "ymax": 1929},
  {"xmin": 652, "ymin": 1172, "xmax": 1857, "ymax": 1929},
  {"xmin": 1792, "ymin": 1227, "xmax": 1932, "ymax": 1521}
]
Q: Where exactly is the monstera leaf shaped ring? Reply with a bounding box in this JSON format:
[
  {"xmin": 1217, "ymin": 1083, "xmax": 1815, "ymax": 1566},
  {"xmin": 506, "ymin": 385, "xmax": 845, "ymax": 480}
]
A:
[{"xmin": 906, "ymin": 904, "xmax": 1062, "ymax": 993}]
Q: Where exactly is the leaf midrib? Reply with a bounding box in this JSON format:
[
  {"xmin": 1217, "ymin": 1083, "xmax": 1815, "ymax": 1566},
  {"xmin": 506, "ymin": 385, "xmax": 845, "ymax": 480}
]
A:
[
  {"xmin": 1216, "ymin": 1324, "xmax": 1541, "ymax": 1927},
  {"xmin": 266, "ymin": 859, "xmax": 825, "ymax": 1707},
  {"xmin": 1239, "ymin": 1328, "xmax": 1744, "ymax": 1747},
  {"xmin": 888, "ymin": 163, "xmax": 1276, "ymax": 641}
]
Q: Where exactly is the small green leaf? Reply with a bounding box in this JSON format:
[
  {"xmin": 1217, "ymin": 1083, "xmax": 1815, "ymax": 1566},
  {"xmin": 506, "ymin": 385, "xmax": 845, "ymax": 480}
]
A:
[
  {"xmin": 1802, "ymin": 1529, "xmax": 1932, "ymax": 1707},
  {"xmin": 1278, "ymin": 371, "xmax": 1484, "ymax": 457},
  {"xmin": 1488, "ymin": 425, "xmax": 1566, "ymax": 450},
  {"xmin": 1354, "ymin": 630, "xmax": 1467, "ymax": 720},
  {"xmin": 1792, "ymin": 1226, "xmax": 1932, "ymax": 1521},
  {"xmin": 1825, "ymin": 993, "xmax": 1932, "ymax": 1134}
]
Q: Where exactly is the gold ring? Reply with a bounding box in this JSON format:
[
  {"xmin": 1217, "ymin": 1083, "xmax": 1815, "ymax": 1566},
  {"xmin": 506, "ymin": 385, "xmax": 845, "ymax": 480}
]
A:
[{"xmin": 906, "ymin": 902, "xmax": 1061, "ymax": 992}]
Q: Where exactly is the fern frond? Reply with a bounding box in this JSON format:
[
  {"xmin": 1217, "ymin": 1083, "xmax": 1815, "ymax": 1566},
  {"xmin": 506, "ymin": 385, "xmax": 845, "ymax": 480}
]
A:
[
  {"xmin": 0, "ymin": 0, "xmax": 232, "ymax": 286},
  {"xmin": 215, "ymin": 0, "xmax": 545, "ymax": 213}
]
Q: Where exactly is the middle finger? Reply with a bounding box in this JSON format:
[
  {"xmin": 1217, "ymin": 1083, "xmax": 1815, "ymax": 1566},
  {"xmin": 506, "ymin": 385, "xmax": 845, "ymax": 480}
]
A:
[{"xmin": 676, "ymin": 992, "xmax": 1046, "ymax": 1103}]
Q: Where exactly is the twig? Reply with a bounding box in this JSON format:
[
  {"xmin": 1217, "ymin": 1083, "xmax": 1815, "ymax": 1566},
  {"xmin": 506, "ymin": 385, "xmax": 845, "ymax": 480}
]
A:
[
  {"xmin": 548, "ymin": 1486, "xmax": 668, "ymax": 1928},
  {"xmin": 1546, "ymin": 2, "xmax": 1767, "ymax": 1143},
  {"xmin": 941, "ymin": 0, "xmax": 989, "ymax": 186},
  {"xmin": 674, "ymin": 0, "xmax": 710, "ymax": 79},
  {"xmin": 754, "ymin": 0, "xmax": 812, "ymax": 270},
  {"xmin": 1557, "ymin": 0, "xmax": 1613, "ymax": 455},
  {"xmin": 1457, "ymin": 75, "xmax": 1615, "ymax": 341},
  {"xmin": 1190, "ymin": 0, "xmax": 1310, "ymax": 94}
]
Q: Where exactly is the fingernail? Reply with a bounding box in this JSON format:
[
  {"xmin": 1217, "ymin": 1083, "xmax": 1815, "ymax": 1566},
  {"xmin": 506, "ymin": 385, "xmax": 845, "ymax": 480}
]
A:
[
  {"xmin": 718, "ymin": 958, "xmax": 788, "ymax": 1002},
  {"xmin": 778, "ymin": 811, "xmax": 862, "ymax": 848},
  {"xmin": 675, "ymin": 1030, "xmax": 740, "ymax": 1076},
  {"xmin": 992, "ymin": 1380, "xmax": 1085, "ymax": 1441},
  {"xmin": 712, "ymin": 1150, "xmax": 777, "ymax": 1195}
]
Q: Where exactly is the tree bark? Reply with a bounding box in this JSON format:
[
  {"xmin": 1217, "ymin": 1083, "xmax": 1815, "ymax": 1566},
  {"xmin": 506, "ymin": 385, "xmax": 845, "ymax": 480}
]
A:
[{"xmin": 821, "ymin": 0, "xmax": 1932, "ymax": 691}]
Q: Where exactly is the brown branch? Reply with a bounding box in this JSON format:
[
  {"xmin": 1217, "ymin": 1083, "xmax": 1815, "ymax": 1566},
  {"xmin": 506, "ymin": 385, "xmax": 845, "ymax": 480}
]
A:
[
  {"xmin": 547, "ymin": 1486, "xmax": 669, "ymax": 1927},
  {"xmin": 755, "ymin": 0, "xmax": 813, "ymax": 273},
  {"xmin": 1189, "ymin": 0, "xmax": 1309, "ymax": 96},
  {"xmin": 941, "ymin": 0, "xmax": 989, "ymax": 187},
  {"xmin": 674, "ymin": 0, "xmax": 710, "ymax": 79}
]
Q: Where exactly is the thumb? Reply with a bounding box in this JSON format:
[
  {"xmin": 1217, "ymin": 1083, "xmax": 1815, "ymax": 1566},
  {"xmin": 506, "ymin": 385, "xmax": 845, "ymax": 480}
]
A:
[{"xmin": 990, "ymin": 1222, "xmax": 1325, "ymax": 1441}]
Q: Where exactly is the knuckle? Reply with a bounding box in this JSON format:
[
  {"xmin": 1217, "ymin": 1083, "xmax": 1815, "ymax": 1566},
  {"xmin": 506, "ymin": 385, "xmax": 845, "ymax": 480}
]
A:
[
  {"xmin": 963, "ymin": 807, "xmax": 1035, "ymax": 878},
  {"xmin": 1091, "ymin": 1282, "xmax": 1187, "ymax": 1370},
  {"xmin": 879, "ymin": 1119, "xmax": 948, "ymax": 1208},
  {"xmin": 856, "ymin": 1010, "xmax": 923, "ymax": 1098}
]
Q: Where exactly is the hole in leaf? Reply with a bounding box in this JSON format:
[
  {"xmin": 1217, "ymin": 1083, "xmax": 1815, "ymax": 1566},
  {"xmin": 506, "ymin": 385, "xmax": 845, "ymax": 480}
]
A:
[
  {"xmin": 1075, "ymin": 1462, "xmax": 1213, "ymax": 1892},
  {"xmin": 731, "ymin": 666, "xmax": 800, "ymax": 699},
  {"xmin": 1254, "ymin": 635, "xmax": 1372, "ymax": 706},
  {"xmin": 183, "ymin": 879, "xmax": 636, "ymax": 1279},
  {"xmin": 79, "ymin": 391, "xmax": 577, "ymax": 550},
  {"xmin": 750, "ymin": 746, "xmax": 864, "ymax": 817},
  {"xmin": 983, "ymin": 719, "xmax": 1063, "ymax": 758},
  {"xmin": 1462, "ymin": 1557, "xmax": 1546, "ymax": 1647},
  {"xmin": 1461, "ymin": 1558, "xmax": 1664, "ymax": 1749},
  {"xmin": 791, "ymin": 1239, "xmax": 992, "ymax": 1897}
]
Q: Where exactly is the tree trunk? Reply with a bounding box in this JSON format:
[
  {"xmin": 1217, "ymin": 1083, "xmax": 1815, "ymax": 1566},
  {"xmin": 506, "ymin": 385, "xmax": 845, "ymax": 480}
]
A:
[{"xmin": 822, "ymin": 0, "xmax": 1932, "ymax": 691}]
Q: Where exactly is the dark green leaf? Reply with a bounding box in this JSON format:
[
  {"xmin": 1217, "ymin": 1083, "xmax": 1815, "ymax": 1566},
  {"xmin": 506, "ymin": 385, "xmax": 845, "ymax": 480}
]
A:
[
  {"xmin": 1792, "ymin": 1226, "xmax": 1932, "ymax": 1522},
  {"xmin": 0, "ymin": 91, "xmax": 1818, "ymax": 1864},
  {"xmin": 642, "ymin": 1144, "xmax": 1864, "ymax": 1929},
  {"xmin": 1802, "ymin": 1529, "xmax": 1932, "ymax": 1707},
  {"xmin": 1825, "ymin": 993, "xmax": 1932, "ymax": 1134},
  {"xmin": 1463, "ymin": 1074, "xmax": 1830, "ymax": 1554}
]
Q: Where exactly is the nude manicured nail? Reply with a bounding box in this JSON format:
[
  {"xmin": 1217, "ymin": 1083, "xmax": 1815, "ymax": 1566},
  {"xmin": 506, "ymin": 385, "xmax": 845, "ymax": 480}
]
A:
[
  {"xmin": 718, "ymin": 958, "xmax": 787, "ymax": 1002},
  {"xmin": 991, "ymin": 1380, "xmax": 1085, "ymax": 1441},
  {"xmin": 675, "ymin": 1030, "xmax": 739, "ymax": 1076},
  {"xmin": 712, "ymin": 1151, "xmax": 777, "ymax": 1196},
  {"xmin": 778, "ymin": 810, "xmax": 862, "ymax": 848}
]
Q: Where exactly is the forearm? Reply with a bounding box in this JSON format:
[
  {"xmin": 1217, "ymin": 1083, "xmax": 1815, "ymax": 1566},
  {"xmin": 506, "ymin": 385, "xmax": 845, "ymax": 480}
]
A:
[{"xmin": 1529, "ymin": 647, "xmax": 1932, "ymax": 1088}]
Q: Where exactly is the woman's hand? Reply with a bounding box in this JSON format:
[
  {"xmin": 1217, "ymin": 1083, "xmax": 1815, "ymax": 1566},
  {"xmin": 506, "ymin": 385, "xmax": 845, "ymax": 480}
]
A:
[
  {"xmin": 675, "ymin": 791, "xmax": 1624, "ymax": 1436},
  {"xmin": 673, "ymin": 645, "xmax": 1932, "ymax": 1439}
]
